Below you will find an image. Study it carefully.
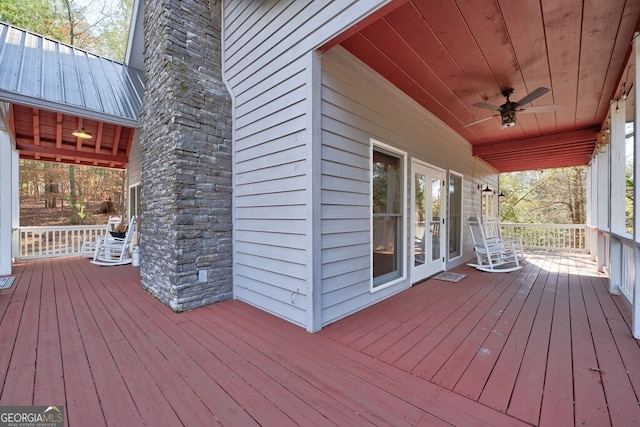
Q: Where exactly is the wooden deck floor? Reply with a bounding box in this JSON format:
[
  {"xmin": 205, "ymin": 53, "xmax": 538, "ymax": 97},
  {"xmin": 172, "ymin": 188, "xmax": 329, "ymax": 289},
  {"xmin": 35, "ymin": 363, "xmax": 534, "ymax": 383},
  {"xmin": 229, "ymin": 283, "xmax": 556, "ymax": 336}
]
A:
[{"xmin": 0, "ymin": 253, "xmax": 638, "ymax": 426}]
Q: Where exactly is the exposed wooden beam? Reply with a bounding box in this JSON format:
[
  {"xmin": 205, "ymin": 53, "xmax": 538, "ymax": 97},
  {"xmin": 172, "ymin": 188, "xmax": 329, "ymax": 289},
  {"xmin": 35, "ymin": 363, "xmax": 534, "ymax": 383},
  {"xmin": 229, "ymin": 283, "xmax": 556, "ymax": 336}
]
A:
[
  {"xmin": 16, "ymin": 140, "xmax": 128, "ymax": 164},
  {"xmin": 94, "ymin": 121, "xmax": 104, "ymax": 165},
  {"xmin": 55, "ymin": 113, "xmax": 62, "ymax": 148},
  {"xmin": 112, "ymin": 125, "xmax": 122, "ymax": 156},
  {"xmin": 76, "ymin": 117, "xmax": 84, "ymax": 151},
  {"xmin": 32, "ymin": 108, "xmax": 40, "ymax": 145},
  {"xmin": 472, "ymin": 126, "xmax": 599, "ymax": 157}
]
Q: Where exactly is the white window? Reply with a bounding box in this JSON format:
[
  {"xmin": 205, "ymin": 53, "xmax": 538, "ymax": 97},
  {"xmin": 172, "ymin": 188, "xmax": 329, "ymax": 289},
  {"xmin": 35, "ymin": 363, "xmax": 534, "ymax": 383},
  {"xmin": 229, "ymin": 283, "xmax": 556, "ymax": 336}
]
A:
[{"xmin": 371, "ymin": 140, "xmax": 406, "ymax": 290}]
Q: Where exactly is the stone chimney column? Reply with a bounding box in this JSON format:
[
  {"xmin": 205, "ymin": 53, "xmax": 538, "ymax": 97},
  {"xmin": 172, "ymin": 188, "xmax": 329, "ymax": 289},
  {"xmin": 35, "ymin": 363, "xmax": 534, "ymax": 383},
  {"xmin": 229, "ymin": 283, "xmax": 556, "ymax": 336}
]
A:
[{"xmin": 139, "ymin": 0, "xmax": 232, "ymax": 311}]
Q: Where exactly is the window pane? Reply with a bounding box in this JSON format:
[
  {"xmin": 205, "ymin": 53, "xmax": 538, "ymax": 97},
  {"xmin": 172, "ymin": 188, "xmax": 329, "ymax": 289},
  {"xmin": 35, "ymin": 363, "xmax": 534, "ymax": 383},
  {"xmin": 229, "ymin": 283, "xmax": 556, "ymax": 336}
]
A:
[
  {"xmin": 373, "ymin": 151, "xmax": 401, "ymax": 214},
  {"xmin": 372, "ymin": 148, "xmax": 403, "ymax": 287},
  {"xmin": 431, "ymin": 177, "xmax": 441, "ymax": 261},
  {"xmin": 373, "ymin": 216, "xmax": 401, "ymax": 283},
  {"xmin": 414, "ymin": 173, "xmax": 426, "ymax": 267},
  {"xmin": 448, "ymin": 174, "xmax": 462, "ymax": 259}
]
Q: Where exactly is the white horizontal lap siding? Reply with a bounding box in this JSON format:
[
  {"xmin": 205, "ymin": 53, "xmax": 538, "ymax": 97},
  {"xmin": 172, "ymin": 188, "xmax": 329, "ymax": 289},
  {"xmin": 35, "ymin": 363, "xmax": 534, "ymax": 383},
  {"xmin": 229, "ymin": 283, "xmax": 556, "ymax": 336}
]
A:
[
  {"xmin": 319, "ymin": 46, "xmax": 497, "ymax": 325},
  {"xmin": 223, "ymin": 0, "xmax": 391, "ymax": 329}
]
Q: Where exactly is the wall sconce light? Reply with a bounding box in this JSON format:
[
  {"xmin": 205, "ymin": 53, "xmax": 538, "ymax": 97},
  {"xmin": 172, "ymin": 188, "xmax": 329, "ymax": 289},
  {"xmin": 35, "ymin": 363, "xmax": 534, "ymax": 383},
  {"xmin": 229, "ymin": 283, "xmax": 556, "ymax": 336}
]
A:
[
  {"xmin": 482, "ymin": 184, "xmax": 492, "ymax": 193},
  {"xmin": 498, "ymin": 191, "xmax": 506, "ymax": 197}
]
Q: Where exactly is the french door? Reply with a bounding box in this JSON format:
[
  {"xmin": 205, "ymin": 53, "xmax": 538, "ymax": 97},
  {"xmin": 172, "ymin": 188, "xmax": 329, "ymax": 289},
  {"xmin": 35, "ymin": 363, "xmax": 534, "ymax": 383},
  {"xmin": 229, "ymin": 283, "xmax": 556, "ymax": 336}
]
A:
[{"xmin": 412, "ymin": 161, "xmax": 445, "ymax": 282}]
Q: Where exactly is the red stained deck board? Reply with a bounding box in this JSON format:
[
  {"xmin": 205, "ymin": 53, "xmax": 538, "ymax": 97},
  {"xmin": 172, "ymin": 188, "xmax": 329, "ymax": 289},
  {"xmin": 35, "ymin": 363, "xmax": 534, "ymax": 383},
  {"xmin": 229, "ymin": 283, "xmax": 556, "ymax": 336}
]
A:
[
  {"xmin": 430, "ymin": 261, "xmax": 537, "ymax": 389},
  {"xmin": 1, "ymin": 260, "xmax": 44, "ymax": 405},
  {"xmin": 570, "ymin": 269, "xmax": 610, "ymax": 426},
  {"xmin": 476, "ymin": 255, "xmax": 554, "ymax": 411},
  {"xmin": 2, "ymin": 252, "xmax": 638, "ymax": 427},
  {"xmin": 414, "ymin": 265, "xmax": 531, "ymax": 381},
  {"xmin": 220, "ymin": 300, "xmax": 529, "ymax": 427},
  {"xmin": 62, "ymin": 263, "xmax": 144, "ymax": 426},
  {"xmin": 358, "ymin": 271, "xmax": 493, "ymax": 358},
  {"xmin": 213, "ymin": 303, "xmax": 428, "ymax": 426},
  {"xmin": 34, "ymin": 261, "xmax": 65, "ymax": 406},
  {"xmin": 106, "ymin": 339, "xmax": 183, "ymax": 426},
  {"xmin": 179, "ymin": 318, "xmax": 336, "ymax": 427},
  {"xmin": 582, "ymin": 274, "xmax": 640, "ymax": 426},
  {"xmin": 506, "ymin": 268, "xmax": 559, "ymax": 424},
  {"xmin": 391, "ymin": 272, "xmax": 512, "ymax": 372},
  {"xmin": 452, "ymin": 255, "xmax": 544, "ymax": 400},
  {"xmin": 538, "ymin": 271, "xmax": 574, "ymax": 426},
  {"xmin": 145, "ymin": 328, "xmax": 260, "ymax": 427}
]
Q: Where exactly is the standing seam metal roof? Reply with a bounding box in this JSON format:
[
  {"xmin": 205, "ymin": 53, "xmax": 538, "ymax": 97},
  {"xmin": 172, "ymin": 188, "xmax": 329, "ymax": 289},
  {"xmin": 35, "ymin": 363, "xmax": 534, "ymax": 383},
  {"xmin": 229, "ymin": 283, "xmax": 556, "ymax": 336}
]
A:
[{"xmin": 0, "ymin": 22, "xmax": 144, "ymax": 127}]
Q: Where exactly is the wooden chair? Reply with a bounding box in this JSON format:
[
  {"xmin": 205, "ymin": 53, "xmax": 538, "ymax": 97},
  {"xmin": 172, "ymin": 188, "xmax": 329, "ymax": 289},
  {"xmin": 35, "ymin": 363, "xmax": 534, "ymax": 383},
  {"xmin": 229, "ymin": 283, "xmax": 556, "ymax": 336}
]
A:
[
  {"xmin": 467, "ymin": 216, "xmax": 521, "ymax": 272},
  {"xmin": 80, "ymin": 215, "xmax": 122, "ymax": 257},
  {"xmin": 91, "ymin": 216, "xmax": 137, "ymax": 266},
  {"xmin": 483, "ymin": 216, "xmax": 524, "ymax": 258}
]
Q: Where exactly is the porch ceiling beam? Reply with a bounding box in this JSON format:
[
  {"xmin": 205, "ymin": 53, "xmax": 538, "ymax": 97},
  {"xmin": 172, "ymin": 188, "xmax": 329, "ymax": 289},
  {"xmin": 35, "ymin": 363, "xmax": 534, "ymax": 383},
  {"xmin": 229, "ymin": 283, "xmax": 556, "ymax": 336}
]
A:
[
  {"xmin": 94, "ymin": 121, "xmax": 104, "ymax": 166},
  {"xmin": 15, "ymin": 140, "xmax": 128, "ymax": 164},
  {"xmin": 32, "ymin": 108, "xmax": 40, "ymax": 146},
  {"xmin": 472, "ymin": 126, "xmax": 600, "ymax": 157}
]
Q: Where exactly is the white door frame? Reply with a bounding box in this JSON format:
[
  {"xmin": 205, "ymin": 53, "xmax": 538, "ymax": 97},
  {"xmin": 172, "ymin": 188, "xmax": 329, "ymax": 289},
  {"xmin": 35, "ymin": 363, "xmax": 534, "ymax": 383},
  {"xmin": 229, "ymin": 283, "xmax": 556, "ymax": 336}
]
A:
[{"xmin": 411, "ymin": 159, "xmax": 446, "ymax": 283}]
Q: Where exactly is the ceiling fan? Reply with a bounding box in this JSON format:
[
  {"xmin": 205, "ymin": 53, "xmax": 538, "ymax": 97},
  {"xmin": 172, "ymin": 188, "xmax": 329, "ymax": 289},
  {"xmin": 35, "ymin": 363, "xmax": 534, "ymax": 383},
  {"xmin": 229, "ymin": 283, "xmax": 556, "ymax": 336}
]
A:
[{"xmin": 464, "ymin": 87, "xmax": 560, "ymax": 128}]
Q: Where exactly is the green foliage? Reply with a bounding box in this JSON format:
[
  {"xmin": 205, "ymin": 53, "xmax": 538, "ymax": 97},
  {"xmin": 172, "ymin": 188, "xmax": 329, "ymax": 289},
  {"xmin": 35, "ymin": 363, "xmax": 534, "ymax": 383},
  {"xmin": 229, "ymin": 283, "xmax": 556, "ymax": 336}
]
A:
[
  {"xmin": 1, "ymin": 0, "xmax": 132, "ymax": 62},
  {"xmin": 500, "ymin": 167, "xmax": 587, "ymax": 224}
]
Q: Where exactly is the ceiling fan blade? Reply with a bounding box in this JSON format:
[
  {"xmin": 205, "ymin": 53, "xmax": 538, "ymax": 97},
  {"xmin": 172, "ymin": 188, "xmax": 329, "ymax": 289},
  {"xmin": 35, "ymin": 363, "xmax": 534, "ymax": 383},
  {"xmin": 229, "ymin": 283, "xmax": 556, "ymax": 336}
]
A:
[
  {"xmin": 472, "ymin": 102, "xmax": 501, "ymax": 111},
  {"xmin": 518, "ymin": 104, "xmax": 561, "ymax": 113},
  {"xmin": 463, "ymin": 115, "xmax": 498, "ymax": 127},
  {"xmin": 516, "ymin": 87, "xmax": 550, "ymax": 106}
]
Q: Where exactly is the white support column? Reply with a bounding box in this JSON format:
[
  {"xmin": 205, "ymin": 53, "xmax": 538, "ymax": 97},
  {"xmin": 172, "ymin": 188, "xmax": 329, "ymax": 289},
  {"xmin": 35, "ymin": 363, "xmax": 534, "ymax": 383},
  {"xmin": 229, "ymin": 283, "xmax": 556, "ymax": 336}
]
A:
[
  {"xmin": 588, "ymin": 156, "xmax": 598, "ymax": 260},
  {"xmin": 0, "ymin": 129, "xmax": 13, "ymax": 275},
  {"xmin": 632, "ymin": 31, "xmax": 640, "ymax": 339},
  {"xmin": 596, "ymin": 144, "xmax": 610, "ymax": 273},
  {"xmin": 11, "ymin": 147, "xmax": 19, "ymax": 261},
  {"xmin": 610, "ymin": 98, "xmax": 626, "ymax": 293}
]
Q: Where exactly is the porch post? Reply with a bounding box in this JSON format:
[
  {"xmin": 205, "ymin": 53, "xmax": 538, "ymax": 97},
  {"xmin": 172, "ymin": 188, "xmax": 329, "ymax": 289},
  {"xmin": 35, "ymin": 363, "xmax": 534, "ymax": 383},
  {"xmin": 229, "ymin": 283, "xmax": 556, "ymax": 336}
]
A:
[
  {"xmin": 0, "ymin": 126, "xmax": 15, "ymax": 275},
  {"xmin": 596, "ymin": 144, "xmax": 610, "ymax": 273},
  {"xmin": 609, "ymin": 97, "xmax": 626, "ymax": 293},
  {"xmin": 632, "ymin": 32, "xmax": 640, "ymax": 338}
]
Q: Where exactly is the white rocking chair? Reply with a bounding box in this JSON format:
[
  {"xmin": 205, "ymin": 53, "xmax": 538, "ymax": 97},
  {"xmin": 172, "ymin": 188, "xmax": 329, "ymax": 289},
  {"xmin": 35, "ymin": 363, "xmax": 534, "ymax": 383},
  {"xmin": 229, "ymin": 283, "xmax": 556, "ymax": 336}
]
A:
[
  {"xmin": 467, "ymin": 216, "xmax": 521, "ymax": 273},
  {"xmin": 483, "ymin": 216, "xmax": 524, "ymax": 258},
  {"xmin": 91, "ymin": 215, "xmax": 137, "ymax": 266},
  {"xmin": 81, "ymin": 215, "xmax": 123, "ymax": 257}
]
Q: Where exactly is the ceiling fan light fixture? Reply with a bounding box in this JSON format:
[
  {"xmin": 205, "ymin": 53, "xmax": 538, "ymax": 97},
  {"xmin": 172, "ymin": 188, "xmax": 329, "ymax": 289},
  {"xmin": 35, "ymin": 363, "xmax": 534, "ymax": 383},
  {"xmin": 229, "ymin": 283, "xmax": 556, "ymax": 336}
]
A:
[
  {"xmin": 72, "ymin": 128, "xmax": 92, "ymax": 139},
  {"xmin": 501, "ymin": 110, "xmax": 516, "ymax": 128}
]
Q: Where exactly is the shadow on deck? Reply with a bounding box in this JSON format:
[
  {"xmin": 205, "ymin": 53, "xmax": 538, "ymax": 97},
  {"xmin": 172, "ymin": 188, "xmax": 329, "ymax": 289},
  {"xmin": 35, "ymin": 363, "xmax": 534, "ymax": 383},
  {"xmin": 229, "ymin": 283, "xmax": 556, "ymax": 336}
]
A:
[{"xmin": 0, "ymin": 252, "xmax": 638, "ymax": 426}]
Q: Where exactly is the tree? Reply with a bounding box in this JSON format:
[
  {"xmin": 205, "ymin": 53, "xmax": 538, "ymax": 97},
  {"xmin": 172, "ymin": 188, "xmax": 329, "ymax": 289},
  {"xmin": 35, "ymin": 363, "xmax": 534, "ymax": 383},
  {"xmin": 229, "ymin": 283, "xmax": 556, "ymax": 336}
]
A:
[
  {"xmin": 500, "ymin": 167, "xmax": 587, "ymax": 224},
  {"xmin": 0, "ymin": 0, "xmax": 67, "ymax": 40}
]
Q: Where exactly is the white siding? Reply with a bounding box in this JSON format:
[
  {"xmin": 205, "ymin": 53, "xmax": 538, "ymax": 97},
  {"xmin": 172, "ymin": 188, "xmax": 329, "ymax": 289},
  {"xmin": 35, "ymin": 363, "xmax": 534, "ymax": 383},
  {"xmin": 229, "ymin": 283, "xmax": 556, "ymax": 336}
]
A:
[
  {"xmin": 223, "ymin": 0, "xmax": 391, "ymax": 330},
  {"xmin": 320, "ymin": 46, "xmax": 496, "ymax": 326}
]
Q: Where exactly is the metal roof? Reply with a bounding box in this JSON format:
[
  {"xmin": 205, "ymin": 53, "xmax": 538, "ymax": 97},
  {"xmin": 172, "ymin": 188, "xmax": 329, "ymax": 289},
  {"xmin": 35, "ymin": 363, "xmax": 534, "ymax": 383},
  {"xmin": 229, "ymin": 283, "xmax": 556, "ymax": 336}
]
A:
[{"xmin": 0, "ymin": 22, "xmax": 144, "ymax": 127}]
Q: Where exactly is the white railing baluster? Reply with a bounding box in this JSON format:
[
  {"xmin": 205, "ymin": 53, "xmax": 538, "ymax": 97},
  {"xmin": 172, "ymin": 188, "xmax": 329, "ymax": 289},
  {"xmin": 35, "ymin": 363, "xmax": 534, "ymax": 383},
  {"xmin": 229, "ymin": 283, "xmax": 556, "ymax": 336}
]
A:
[
  {"xmin": 500, "ymin": 223, "xmax": 588, "ymax": 252},
  {"xmin": 18, "ymin": 225, "xmax": 106, "ymax": 260}
]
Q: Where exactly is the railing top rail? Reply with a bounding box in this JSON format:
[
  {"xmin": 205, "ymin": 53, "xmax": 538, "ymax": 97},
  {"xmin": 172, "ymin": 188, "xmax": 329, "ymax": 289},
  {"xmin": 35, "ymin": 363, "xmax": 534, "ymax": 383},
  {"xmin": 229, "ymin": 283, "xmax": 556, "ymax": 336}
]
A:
[
  {"xmin": 18, "ymin": 225, "xmax": 105, "ymax": 232},
  {"xmin": 501, "ymin": 223, "xmax": 586, "ymax": 229}
]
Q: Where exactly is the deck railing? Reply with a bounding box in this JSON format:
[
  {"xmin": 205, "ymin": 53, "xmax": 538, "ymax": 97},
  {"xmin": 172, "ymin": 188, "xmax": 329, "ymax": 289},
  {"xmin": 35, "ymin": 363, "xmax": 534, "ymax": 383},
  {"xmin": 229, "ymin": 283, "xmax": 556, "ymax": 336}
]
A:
[
  {"xmin": 500, "ymin": 223, "xmax": 587, "ymax": 252},
  {"xmin": 17, "ymin": 225, "xmax": 105, "ymax": 260}
]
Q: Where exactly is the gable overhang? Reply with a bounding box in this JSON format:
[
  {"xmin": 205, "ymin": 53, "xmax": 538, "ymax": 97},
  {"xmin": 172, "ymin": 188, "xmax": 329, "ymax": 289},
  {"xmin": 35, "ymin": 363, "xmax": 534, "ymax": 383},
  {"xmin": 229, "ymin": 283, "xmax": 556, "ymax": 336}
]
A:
[{"xmin": 0, "ymin": 22, "xmax": 143, "ymax": 169}]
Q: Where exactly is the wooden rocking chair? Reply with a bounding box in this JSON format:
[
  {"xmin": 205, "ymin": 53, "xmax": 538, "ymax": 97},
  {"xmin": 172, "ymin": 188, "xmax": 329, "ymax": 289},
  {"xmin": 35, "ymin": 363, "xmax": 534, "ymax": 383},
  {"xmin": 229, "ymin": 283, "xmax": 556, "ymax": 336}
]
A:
[
  {"xmin": 91, "ymin": 216, "xmax": 137, "ymax": 266},
  {"xmin": 467, "ymin": 216, "xmax": 521, "ymax": 272}
]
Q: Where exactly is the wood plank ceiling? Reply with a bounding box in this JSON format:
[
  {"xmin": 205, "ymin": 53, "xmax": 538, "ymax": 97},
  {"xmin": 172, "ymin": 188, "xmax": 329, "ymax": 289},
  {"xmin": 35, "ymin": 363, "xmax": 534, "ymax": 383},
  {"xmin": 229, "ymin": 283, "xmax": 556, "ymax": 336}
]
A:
[
  {"xmin": 327, "ymin": 0, "xmax": 640, "ymax": 172},
  {"xmin": 9, "ymin": 104, "xmax": 133, "ymax": 169}
]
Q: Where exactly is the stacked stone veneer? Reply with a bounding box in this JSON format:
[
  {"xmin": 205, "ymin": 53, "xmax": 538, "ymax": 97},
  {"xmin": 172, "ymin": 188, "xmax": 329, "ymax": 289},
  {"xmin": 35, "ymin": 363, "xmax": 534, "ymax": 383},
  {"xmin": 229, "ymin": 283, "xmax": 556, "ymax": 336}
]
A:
[{"xmin": 139, "ymin": 0, "xmax": 232, "ymax": 311}]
